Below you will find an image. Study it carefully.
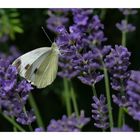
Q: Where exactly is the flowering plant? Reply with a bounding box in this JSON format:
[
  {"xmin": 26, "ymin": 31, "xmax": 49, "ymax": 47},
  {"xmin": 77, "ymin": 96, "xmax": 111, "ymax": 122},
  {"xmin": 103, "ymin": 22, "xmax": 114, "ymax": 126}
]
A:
[{"xmin": 0, "ymin": 8, "xmax": 139, "ymax": 132}]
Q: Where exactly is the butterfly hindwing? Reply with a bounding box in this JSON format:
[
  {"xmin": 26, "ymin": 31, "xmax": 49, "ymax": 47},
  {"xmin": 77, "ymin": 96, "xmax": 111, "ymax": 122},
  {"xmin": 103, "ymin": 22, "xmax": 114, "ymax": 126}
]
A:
[
  {"xmin": 24, "ymin": 49, "xmax": 51, "ymax": 84},
  {"xmin": 34, "ymin": 49, "xmax": 59, "ymax": 88}
]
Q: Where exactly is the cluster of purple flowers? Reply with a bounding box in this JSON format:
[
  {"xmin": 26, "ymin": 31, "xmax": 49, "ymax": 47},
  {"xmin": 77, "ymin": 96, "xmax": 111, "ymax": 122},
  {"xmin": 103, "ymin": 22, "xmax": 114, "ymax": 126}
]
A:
[
  {"xmin": 46, "ymin": 9, "xmax": 70, "ymax": 33},
  {"xmin": 111, "ymin": 124, "xmax": 133, "ymax": 132},
  {"xmin": 47, "ymin": 110, "xmax": 90, "ymax": 132},
  {"xmin": 105, "ymin": 45, "xmax": 131, "ymax": 107},
  {"xmin": 116, "ymin": 9, "xmax": 137, "ymax": 33},
  {"xmin": 35, "ymin": 111, "xmax": 90, "ymax": 132},
  {"xmin": 52, "ymin": 9, "xmax": 107, "ymax": 82},
  {"xmin": 47, "ymin": 9, "xmax": 140, "ymax": 131},
  {"xmin": 105, "ymin": 45, "xmax": 131, "ymax": 91},
  {"xmin": 0, "ymin": 46, "xmax": 36, "ymax": 125},
  {"xmin": 126, "ymin": 70, "xmax": 140, "ymax": 121},
  {"xmin": 1, "ymin": 8, "xmax": 140, "ymax": 132},
  {"xmin": 91, "ymin": 95, "xmax": 109, "ymax": 130}
]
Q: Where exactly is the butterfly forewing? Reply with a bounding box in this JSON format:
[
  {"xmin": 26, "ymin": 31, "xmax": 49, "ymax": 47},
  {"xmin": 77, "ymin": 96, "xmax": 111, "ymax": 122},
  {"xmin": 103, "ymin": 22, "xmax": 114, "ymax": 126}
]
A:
[{"xmin": 12, "ymin": 47, "xmax": 51, "ymax": 78}]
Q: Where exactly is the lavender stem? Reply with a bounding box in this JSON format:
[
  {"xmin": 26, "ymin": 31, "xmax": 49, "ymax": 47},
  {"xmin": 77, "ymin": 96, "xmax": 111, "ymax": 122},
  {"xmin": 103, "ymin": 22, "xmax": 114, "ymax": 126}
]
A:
[
  {"xmin": 12, "ymin": 116, "xmax": 17, "ymax": 131},
  {"xmin": 118, "ymin": 108, "xmax": 124, "ymax": 127},
  {"xmin": 0, "ymin": 111, "xmax": 25, "ymax": 132},
  {"xmin": 70, "ymin": 81, "xmax": 79, "ymax": 117},
  {"xmin": 29, "ymin": 93, "xmax": 44, "ymax": 128},
  {"xmin": 103, "ymin": 67, "xmax": 114, "ymax": 129},
  {"xmin": 118, "ymin": 80, "xmax": 125, "ymax": 127},
  {"xmin": 63, "ymin": 78, "xmax": 72, "ymax": 116},
  {"xmin": 122, "ymin": 31, "xmax": 126, "ymax": 47},
  {"xmin": 122, "ymin": 16, "xmax": 128, "ymax": 47},
  {"xmin": 92, "ymin": 85, "xmax": 97, "ymax": 96},
  {"xmin": 100, "ymin": 9, "xmax": 107, "ymax": 20}
]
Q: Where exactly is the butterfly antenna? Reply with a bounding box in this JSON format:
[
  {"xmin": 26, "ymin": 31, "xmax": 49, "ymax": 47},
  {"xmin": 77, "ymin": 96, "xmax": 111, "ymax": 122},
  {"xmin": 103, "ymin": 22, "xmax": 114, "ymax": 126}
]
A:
[{"xmin": 41, "ymin": 27, "xmax": 53, "ymax": 44}]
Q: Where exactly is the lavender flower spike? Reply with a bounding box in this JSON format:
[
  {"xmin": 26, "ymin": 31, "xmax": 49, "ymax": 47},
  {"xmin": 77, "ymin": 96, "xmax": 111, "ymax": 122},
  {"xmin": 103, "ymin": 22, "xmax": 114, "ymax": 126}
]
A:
[
  {"xmin": 47, "ymin": 110, "xmax": 90, "ymax": 132},
  {"xmin": 111, "ymin": 124, "xmax": 133, "ymax": 132},
  {"xmin": 116, "ymin": 20, "xmax": 136, "ymax": 33},
  {"xmin": 0, "ymin": 47, "xmax": 35, "ymax": 125},
  {"xmin": 119, "ymin": 9, "xmax": 138, "ymax": 16},
  {"xmin": 105, "ymin": 45, "xmax": 131, "ymax": 92},
  {"xmin": 91, "ymin": 94, "xmax": 109, "ymax": 130},
  {"xmin": 126, "ymin": 70, "xmax": 140, "ymax": 121}
]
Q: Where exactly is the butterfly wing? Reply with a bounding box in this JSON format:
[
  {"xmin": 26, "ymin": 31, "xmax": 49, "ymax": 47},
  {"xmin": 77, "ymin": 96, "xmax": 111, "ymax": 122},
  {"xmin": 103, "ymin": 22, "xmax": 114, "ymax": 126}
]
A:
[
  {"xmin": 32, "ymin": 48, "xmax": 59, "ymax": 88},
  {"xmin": 13, "ymin": 43, "xmax": 59, "ymax": 88},
  {"xmin": 12, "ymin": 47, "xmax": 51, "ymax": 81}
]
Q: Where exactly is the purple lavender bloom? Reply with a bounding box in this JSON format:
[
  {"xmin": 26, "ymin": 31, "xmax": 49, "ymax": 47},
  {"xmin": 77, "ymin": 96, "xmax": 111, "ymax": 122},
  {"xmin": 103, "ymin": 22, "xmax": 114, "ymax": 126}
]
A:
[
  {"xmin": 56, "ymin": 22, "xmax": 108, "ymax": 81},
  {"xmin": 55, "ymin": 9, "xmax": 106, "ymax": 80},
  {"xmin": 91, "ymin": 95, "xmax": 109, "ymax": 130},
  {"xmin": 0, "ymin": 47, "xmax": 35, "ymax": 125},
  {"xmin": 126, "ymin": 71, "xmax": 140, "ymax": 100},
  {"xmin": 73, "ymin": 45, "xmax": 111, "ymax": 86},
  {"xmin": 105, "ymin": 45, "xmax": 131, "ymax": 107},
  {"xmin": 111, "ymin": 124, "xmax": 133, "ymax": 132},
  {"xmin": 78, "ymin": 73, "xmax": 104, "ymax": 86},
  {"xmin": 74, "ymin": 51, "xmax": 104, "ymax": 86},
  {"xmin": 17, "ymin": 80, "xmax": 33, "ymax": 93},
  {"xmin": 126, "ymin": 70, "xmax": 140, "ymax": 121},
  {"xmin": 119, "ymin": 9, "xmax": 138, "ymax": 16},
  {"xmin": 72, "ymin": 9, "xmax": 93, "ymax": 26},
  {"xmin": 35, "ymin": 127, "xmax": 45, "ymax": 132},
  {"xmin": 70, "ymin": 10, "xmax": 107, "ymax": 46},
  {"xmin": 47, "ymin": 110, "xmax": 90, "ymax": 132},
  {"xmin": 16, "ymin": 110, "xmax": 36, "ymax": 125},
  {"xmin": 56, "ymin": 26, "xmax": 80, "ymax": 79},
  {"xmin": 8, "ymin": 46, "xmax": 21, "ymax": 62},
  {"xmin": 46, "ymin": 9, "xmax": 70, "ymax": 33},
  {"xmin": 105, "ymin": 45, "xmax": 131, "ymax": 92},
  {"xmin": 47, "ymin": 17, "xmax": 69, "ymax": 33},
  {"xmin": 112, "ymin": 95, "xmax": 129, "ymax": 107},
  {"xmin": 116, "ymin": 20, "xmax": 136, "ymax": 32}
]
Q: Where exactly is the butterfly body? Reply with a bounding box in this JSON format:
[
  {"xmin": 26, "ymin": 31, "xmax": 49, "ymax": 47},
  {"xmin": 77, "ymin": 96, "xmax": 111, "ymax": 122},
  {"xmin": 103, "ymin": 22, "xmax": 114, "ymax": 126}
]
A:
[{"xmin": 12, "ymin": 42, "xmax": 60, "ymax": 88}]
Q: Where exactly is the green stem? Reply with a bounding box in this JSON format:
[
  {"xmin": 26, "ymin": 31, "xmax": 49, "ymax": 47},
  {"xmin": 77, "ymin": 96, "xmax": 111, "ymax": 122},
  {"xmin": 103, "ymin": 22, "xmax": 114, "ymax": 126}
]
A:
[
  {"xmin": 122, "ymin": 15, "xmax": 128, "ymax": 47},
  {"xmin": 13, "ymin": 126, "xmax": 17, "ymax": 132},
  {"xmin": 0, "ymin": 111, "xmax": 25, "ymax": 132},
  {"xmin": 70, "ymin": 81, "xmax": 79, "ymax": 117},
  {"xmin": 118, "ymin": 108, "xmax": 124, "ymax": 127},
  {"xmin": 118, "ymin": 80, "xmax": 125, "ymax": 127},
  {"xmin": 63, "ymin": 78, "xmax": 72, "ymax": 116},
  {"xmin": 122, "ymin": 31, "xmax": 126, "ymax": 47},
  {"xmin": 91, "ymin": 85, "xmax": 97, "ymax": 96},
  {"xmin": 12, "ymin": 116, "xmax": 17, "ymax": 132},
  {"xmin": 29, "ymin": 93, "xmax": 44, "ymax": 128},
  {"xmin": 103, "ymin": 67, "xmax": 114, "ymax": 129},
  {"xmin": 100, "ymin": 9, "xmax": 107, "ymax": 20}
]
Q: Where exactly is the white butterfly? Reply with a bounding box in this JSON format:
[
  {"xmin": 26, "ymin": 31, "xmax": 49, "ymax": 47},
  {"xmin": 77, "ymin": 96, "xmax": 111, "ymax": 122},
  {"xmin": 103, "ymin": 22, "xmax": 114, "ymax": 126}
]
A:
[{"xmin": 12, "ymin": 42, "xmax": 60, "ymax": 88}]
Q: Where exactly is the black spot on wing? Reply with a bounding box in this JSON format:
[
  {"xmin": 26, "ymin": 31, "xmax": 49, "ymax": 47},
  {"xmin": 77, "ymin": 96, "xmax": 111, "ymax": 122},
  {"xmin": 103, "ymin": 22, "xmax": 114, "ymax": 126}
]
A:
[
  {"xmin": 14, "ymin": 59, "xmax": 21, "ymax": 72},
  {"xmin": 34, "ymin": 68, "xmax": 38, "ymax": 74},
  {"xmin": 25, "ymin": 64, "xmax": 31, "ymax": 70}
]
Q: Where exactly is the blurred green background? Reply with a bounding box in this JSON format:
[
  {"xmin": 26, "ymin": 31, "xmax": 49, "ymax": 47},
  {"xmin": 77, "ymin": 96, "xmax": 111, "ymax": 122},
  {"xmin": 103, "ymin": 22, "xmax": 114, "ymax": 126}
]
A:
[{"xmin": 0, "ymin": 9, "xmax": 139, "ymax": 131}]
